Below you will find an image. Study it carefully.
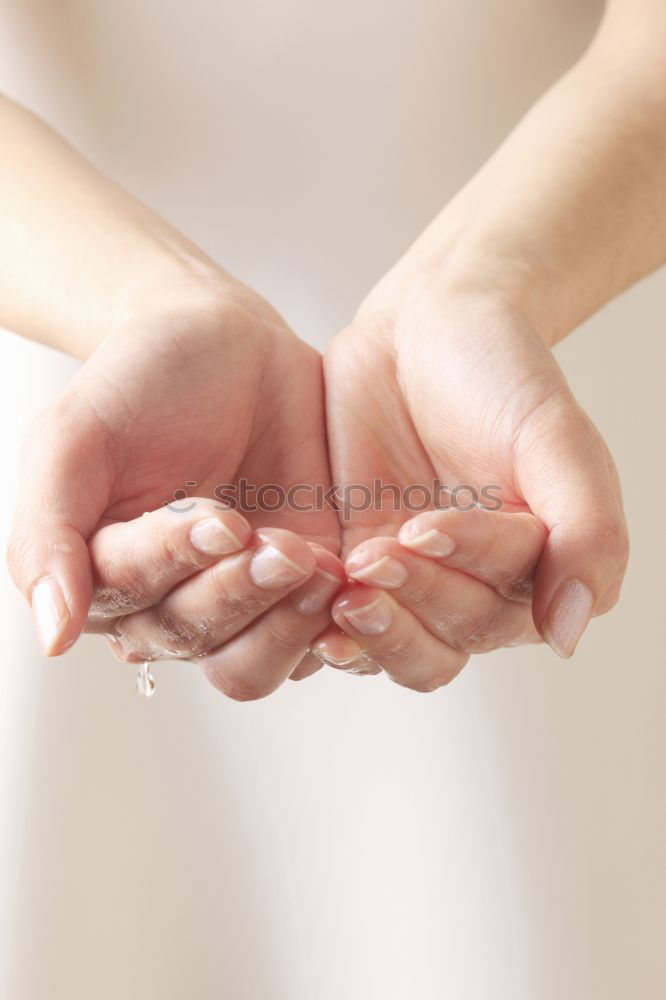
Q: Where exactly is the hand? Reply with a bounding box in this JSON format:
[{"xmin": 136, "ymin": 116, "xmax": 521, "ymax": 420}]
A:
[
  {"xmin": 7, "ymin": 275, "xmax": 342, "ymax": 697},
  {"xmin": 88, "ymin": 502, "xmax": 345, "ymax": 700},
  {"xmin": 319, "ymin": 264, "xmax": 628, "ymax": 688}
]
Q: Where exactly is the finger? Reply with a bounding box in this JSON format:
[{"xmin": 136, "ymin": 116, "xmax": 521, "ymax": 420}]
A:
[
  {"xmin": 7, "ymin": 398, "xmax": 113, "ymax": 656},
  {"xmin": 396, "ymin": 508, "xmax": 546, "ymax": 601},
  {"xmin": 344, "ymin": 538, "xmax": 539, "ymax": 652},
  {"xmin": 310, "ymin": 627, "xmax": 380, "ymax": 674},
  {"xmin": 109, "ymin": 528, "xmax": 318, "ymax": 662},
  {"xmin": 86, "ymin": 500, "xmax": 251, "ymax": 625},
  {"xmin": 331, "ymin": 584, "xmax": 468, "ymax": 692},
  {"xmin": 289, "ymin": 652, "xmax": 324, "ymax": 681},
  {"xmin": 197, "ymin": 548, "xmax": 345, "ymax": 700},
  {"xmin": 514, "ymin": 390, "xmax": 629, "ymax": 657}
]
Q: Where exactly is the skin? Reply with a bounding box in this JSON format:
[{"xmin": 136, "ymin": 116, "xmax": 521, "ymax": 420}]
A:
[
  {"xmin": 7, "ymin": 277, "xmax": 347, "ymax": 696},
  {"xmin": 319, "ymin": 288, "xmax": 624, "ymax": 684},
  {"xmin": 4, "ymin": 0, "xmax": 666, "ymax": 696}
]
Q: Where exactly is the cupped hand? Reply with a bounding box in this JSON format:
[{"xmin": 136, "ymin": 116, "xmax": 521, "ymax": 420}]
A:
[
  {"xmin": 319, "ymin": 266, "xmax": 628, "ymax": 688},
  {"xmin": 87, "ymin": 501, "xmax": 344, "ymax": 700},
  {"xmin": 8, "ymin": 275, "xmax": 342, "ymax": 695}
]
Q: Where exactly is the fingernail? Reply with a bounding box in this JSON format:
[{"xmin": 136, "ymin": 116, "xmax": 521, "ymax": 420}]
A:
[
  {"xmin": 312, "ymin": 638, "xmax": 364, "ymax": 667},
  {"xmin": 105, "ymin": 634, "xmax": 128, "ymax": 662},
  {"xmin": 292, "ymin": 569, "xmax": 341, "ymax": 614},
  {"xmin": 190, "ymin": 516, "xmax": 244, "ymax": 555},
  {"xmin": 340, "ymin": 596, "xmax": 392, "ymax": 635},
  {"xmin": 544, "ymin": 579, "xmax": 594, "ymax": 659},
  {"xmin": 31, "ymin": 576, "xmax": 70, "ymax": 655},
  {"xmin": 250, "ymin": 544, "xmax": 310, "ymax": 589},
  {"xmin": 399, "ymin": 526, "xmax": 455, "ymax": 557},
  {"xmin": 347, "ymin": 555, "xmax": 408, "ymax": 589}
]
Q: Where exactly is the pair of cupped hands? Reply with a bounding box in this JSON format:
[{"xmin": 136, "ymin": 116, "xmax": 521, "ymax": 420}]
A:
[{"xmin": 8, "ymin": 252, "xmax": 628, "ymax": 698}]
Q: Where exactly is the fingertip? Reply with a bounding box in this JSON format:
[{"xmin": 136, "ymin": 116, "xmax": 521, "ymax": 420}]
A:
[
  {"xmin": 289, "ymin": 651, "xmax": 324, "ymax": 681},
  {"xmin": 308, "ymin": 543, "xmax": 346, "ymax": 581},
  {"xmin": 16, "ymin": 527, "xmax": 93, "ymax": 657},
  {"xmin": 311, "ymin": 629, "xmax": 369, "ymax": 671},
  {"xmin": 332, "ymin": 582, "xmax": 382, "ymax": 611},
  {"xmin": 332, "ymin": 584, "xmax": 393, "ymax": 637},
  {"xmin": 291, "ymin": 565, "xmax": 344, "ymax": 616},
  {"xmin": 253, "ymin": 528, "xmax": 318, "ymax": 575},
  {"xmin": 346, "ymin": 554, "xmax": 409, "ymax": 589},
  {"xmin": 539, "ymin": 577, "xmax": 594, "ymax": 659},
  {"xmin": 397, "ymin": 521, "xmax": 456, "ymax": 558},
  {"xmin": 189, "ymin": 508, "xmax": 251, "ymax": 556},
  {"xmin": 32, "ymin": 574, "xmax": 89, "ymax": 656}
]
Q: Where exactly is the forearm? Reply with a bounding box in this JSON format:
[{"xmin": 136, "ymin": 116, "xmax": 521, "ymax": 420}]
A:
[
  {"xmin": 0, "ymin": 95, "xmax": 224, "ymax": 358},
  {"xmin": 407, "ymin": 1, "xmax": 666, "ymax": 345}
]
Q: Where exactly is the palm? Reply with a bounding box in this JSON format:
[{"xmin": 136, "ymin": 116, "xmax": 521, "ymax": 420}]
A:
[
  {"xmin": 64, "ymin": 295, "xmax": 339, "ymax": 549},
  {"xmin": 325, "ymin": 293, "xmax": 565, "ymax": 552}
]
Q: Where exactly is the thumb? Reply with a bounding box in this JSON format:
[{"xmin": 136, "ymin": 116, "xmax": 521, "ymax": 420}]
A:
[
  {"xmin": 514, "ymin": 389, "xmax": 629, "ymax": 658},
  {"xmin": 7, "ymin": 397, "xmax": 113, "ymax": 656}
]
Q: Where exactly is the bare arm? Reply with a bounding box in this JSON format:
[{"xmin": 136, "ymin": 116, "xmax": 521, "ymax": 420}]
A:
[
  {"xmin": 404, "ymin": 0, "xmax": 666, "ymax": 345},
  {"xmin": 322, "ymin": 0, "xmax": 666, "ymax": 675},
  {"xmin": 0, "ymin": 95, "xmax": 223, "ymax": 357}
]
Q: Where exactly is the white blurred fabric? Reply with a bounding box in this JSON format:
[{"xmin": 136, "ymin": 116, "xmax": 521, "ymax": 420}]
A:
[{"xmin": 0, "ymin": 2, "xmax": 664, "ymax": 998}]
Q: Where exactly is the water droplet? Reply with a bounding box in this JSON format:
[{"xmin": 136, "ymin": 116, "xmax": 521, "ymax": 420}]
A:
[{"xmin": 135, "ymin": 661, "xmax": 156, "ymax": 698}]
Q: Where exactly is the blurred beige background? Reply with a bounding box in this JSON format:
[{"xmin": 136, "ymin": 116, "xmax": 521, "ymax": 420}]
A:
[{"xmin": 0, "ymin": 2, "xmax": 664, "ymax": 998}]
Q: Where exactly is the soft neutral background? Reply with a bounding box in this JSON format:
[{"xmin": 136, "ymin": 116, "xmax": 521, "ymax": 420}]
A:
[{"xmin": 0, "ymin": 2, "xmax": 664, "ymax": 998}]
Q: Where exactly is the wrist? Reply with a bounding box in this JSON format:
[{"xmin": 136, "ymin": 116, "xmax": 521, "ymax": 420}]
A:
[
  {"xmin": 77, "ymin": 246, "xmax": 226, "ymax": 359},
  {"xmin": 401, "ymin": 219, "xmax": 576, "ymax": 349},
  {"xmin": 89, "ymin": 257, "xmax": 290, "ymax": 370},
  {"xmin": 358, "ymin": 249, "xmax": 556, "ymax": 354}
]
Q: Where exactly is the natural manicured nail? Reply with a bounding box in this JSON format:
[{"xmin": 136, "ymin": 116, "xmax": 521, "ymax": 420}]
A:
[
  {"xmin": 340, "ymin": 596, "xmax": 392, "ymax": 635},
  {"xmin": 544, "ymin": 578, "xmax": 594, "ymax": 659},
  {"xmin": 190, "ymin": 516, "xmax": 244, "ymax": 555},
  {"xmin": 399, "ymin": 526, "xmax": 455, "ymax": 558},
  {"xmin": 31, "ymin": 576, "xmax": 70, "ymax": 655},
  {"xmin": 312, "ymin": 637, "xmax": 364, "ymax": 667},
  {"xmin": 292, "ymin": 569, "xmax": 342, "ymax": 614},
  {"xmin": 250, "ymin": 544, "xmax": 310, "ymax": 589},
  {"xmin": 105, "ymin": 634, "xmax": 128, "ymax": 662},
  {"xmin": 347, "ymin": 555, "xmax": 408, "ymax": 589}
]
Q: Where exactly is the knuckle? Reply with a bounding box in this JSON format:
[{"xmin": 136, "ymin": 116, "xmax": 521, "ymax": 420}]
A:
[
  {"xmin": 153, "ymin": 605, "xmax": 209, "ymax": 656},
  {"xmin": 88, "ymin": 583, "xmax": 143, "ymax": 621},
  {"xmin": 404, "ymin": 574, "xmax": 443, "ymax": 612},
  {"xmin": 597, "ymin": 519, "xmax": 629, "ymax": 568},
  {"xmin": 464, "ymin": 607, "xmax": 507, "ymax": 652},
  {"xmin": 376, "ymin": 634, "xmax": 417, "ymax": 665},
  {"xmin": 264, "ymin": 615, "xmax": 308, "ymax": 655},
  {"xmin": 576, "ymin": 517, "xmax": 628, "ymax": 562},
  {"xmin": 161, "ymin": 528, "xmax": 207, "ymax": 573},
  {"xmin": 495, "ymin": 572, "xmax": 534, "ymax": 603},
  {"xmin": 567, "ymin": 518, "xmax": 629, "ymax": 584}
]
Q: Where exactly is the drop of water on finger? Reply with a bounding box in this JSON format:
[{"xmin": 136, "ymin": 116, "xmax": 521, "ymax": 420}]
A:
[{"xmin": 136, "ymin": 661, "xmax": 156, "ymax": 698}]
